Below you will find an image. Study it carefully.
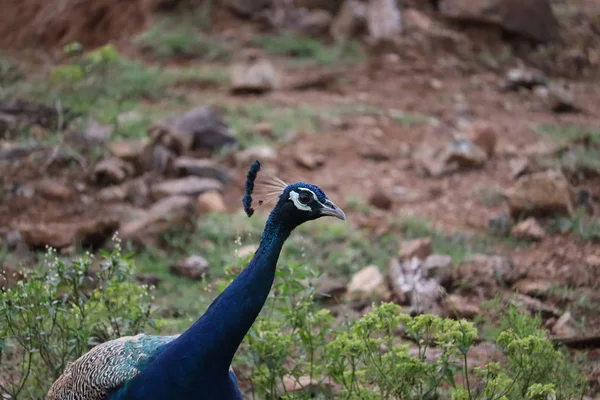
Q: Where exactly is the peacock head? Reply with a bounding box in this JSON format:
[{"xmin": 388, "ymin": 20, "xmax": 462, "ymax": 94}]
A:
[{"xmin": 243, "ymin": 160, "xmax": 346, "ymax": 229}]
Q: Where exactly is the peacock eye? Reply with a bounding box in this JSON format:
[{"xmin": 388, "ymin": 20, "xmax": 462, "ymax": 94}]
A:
[{"xmin": 298, "ymin": 191, "xmax": 312, "ymax": 205}]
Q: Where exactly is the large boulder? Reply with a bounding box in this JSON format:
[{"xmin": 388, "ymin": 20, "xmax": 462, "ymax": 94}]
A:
[{"xmin": 437, "ymin": 0, "xmax": 560, "ymax": 43}]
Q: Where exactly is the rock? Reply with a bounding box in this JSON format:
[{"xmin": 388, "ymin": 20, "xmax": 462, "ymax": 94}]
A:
[
  {"xmin": 347, "ymin": 265, "xmax": 388, "ymax": 299},
  {"xmin": 586, "ymin": 255, "xmax": 600, "ymax": 269},
  {"xmin": 81, "ymin": 119, "xmax": 112, "ymax": 145},
  {"xmin": 151, "ymin": 177, "xmax": 223, "ymax": 200},
  {"xmin": 0, "ymin": 264, "xmax": 26, "ymax": 290},
  {"xmin": 509, "ymin": 157, "xmax": 530, "ymax": 180},
  {"xmin": 441, "ymin": 138, "xmax": 488, "ymax": 169},
  {"xmin": 392, "ymin": 186, "xmax": 442, "ymax": 204},
  {"xmin": 120, "ymin": 196, "xmax": 195, "ymax": 241},
  {"xmin": 149, "ymin": 106, "xmax": 236, "ymax": 155},
  {"xmin": 534, "ymin": 84, "xmax": 580, "ymax": 114},
  {"xmin": 444, "ymin": 254, "xmax": 517, "ymax": 294},
  {"xmin": 223, "ymin": 0, "xmax": 270, "ymax": 16},
  {"xmin": 506, "ymin": 170, "xmax": 574, "ymax": 218},
  {"xmin": 441, "ymin": 294, "xmax": 481, "ymax": 319},
  {"xmin": 330, "ymin": 0, "xmax": 367, "ymax": 40},
  {"xmin": 92, "ymin": 158, "xmax": 135, "ymax": 186},
  {"xmin": 297, "ymin": 9, "xmax": 333, "ymax": 36},
  {"xmin": 315, "ymin": 276, "xmax": 347, "ymax": 300},
  {"xmin": 197, "ymin": 191, "xmax": 227, "ymax": 214},
  {"xmin": 437, "ymin": 0, "xmax": 559, "ymax": 43},
  {"xmin": 369, "ymin": 188, "xmax": 392, "ymax": 210},
  {"xmin": 98, "ymin": 178, "xmax": 150, "ymax": 206},
  {"xmin": 110, "ymin": 139, "xmax": 148, "ymax": 161},
  {"xmin": 170, "ymin": 255, "xmax": 210, "ymax": 281},
  {"xmin": 148, "ymin": 144, "xmax": 176, "ymax": 174},
  {"xmin": 230, "ymin": 50, "xmax": 278, "ymax": 95},
  {"xmin": 18, "ymin": 216, "xmax": 119, "ymax": 250},
  {"xmin": 253, "ymin": 122, "xmax": 274, "ymax": 137},
  {"xmin": 236, "ymin": 145, "xmax": 277, "ymax": 165},
  {"xmin": 105, "ymin": 204, "xmax": 148, "ymax": 224},
  {"xmin": 403, "ymin": 8, "xmax": 433, "ymax": 32},
  {"xmin": 511, "ymin": 217, "xmax": 546, "ymax": 241},
  {"xmin": 366, "ymin": 0, "xmax": 402, "ymax": 42},
  {"xmin": 552, "ymin": 312, "xmax": 576, "ymax": 337},
  {"xmin": 295, "ymin": 153, "xmax": 325, "ymax": 170},
  {"xmin": 136, "ymin": 273, "xmax": 162, "ymax": 288},
  {"xmin": 508, "ymin": 293, "xmax": 561, "ymax": 318},
  {"xmin": 502, "ymin": 67, "xmax": 547, "ymax": 91},
  {"xmin": 399, "ymin": 237, "xmax": 432, "ymax": 260},
  {"xmin": 359, "ymin": 146, "xmax": 391, "ymax": 161},
  {"xmin": 173, "ymin": 157, "xmax": 232, "ymax": 183},
  {"xmin": 0, "ymin": 143, "xmax": 51, "ymax": 163},
  {"xmin": 414, "ymin": 139, "xmax": 487, "ymax": 178},
  {"xmin": 470, "ymin": 122, "xmax": 497, "ymax": 158},
  {"xmin": 388, "ymin": 257, "xmax": 444, "ymax": 313},
  {"xmin": 33, "ymin": 179, "xmax": 73, "ymax": 200},
  {"xmin": 423, "ymin": 254, "xmax": 453, "ymax": 274},
  {"xmin": 512, "ymin": 279, "xmax": 552, "ymax": 298}
]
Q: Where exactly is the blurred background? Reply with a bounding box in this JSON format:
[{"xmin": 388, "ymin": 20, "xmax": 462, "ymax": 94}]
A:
[{"xmin": 0, "ymin": 0, "xmax": 599, "ymax": 398}]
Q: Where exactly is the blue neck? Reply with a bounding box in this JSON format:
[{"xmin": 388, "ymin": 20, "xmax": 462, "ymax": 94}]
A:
[
  {"xmin": 182, "ymin": 216, "xmax": 291, "ymax": 368},
  {"xmin": 116, "ymin": 213, "xmax": 293, "ymax": 397}
]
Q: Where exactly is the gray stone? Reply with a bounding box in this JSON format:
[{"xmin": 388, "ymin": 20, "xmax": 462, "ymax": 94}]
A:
[
  {"xmin": 438, "ymin": 0, "xmax": 559, "ymax": 43},
  {"xmin": 120, "ymin": 196, "xmax": 195, "ymax": 242},
  {"xmin": 230, "ymin": 50, "xmax": 278, "ymax": 95},
  {"xmin": 151, "ymin": 177, "xmax": 223, "ymax": 200},
  {"xmin": 92, "ymin": 158, "xmax": 135, "ymax": 186},
  {"xmin": 170, "ymin": 255, "xmax": 210, "ymax": 280},
  {"xmin": 149, "ymin": 106, "xmax": 236, "ymax": 154},
  {"xmin": 173, "ymin": 157, "xmax": 232, "ymax": 183}
]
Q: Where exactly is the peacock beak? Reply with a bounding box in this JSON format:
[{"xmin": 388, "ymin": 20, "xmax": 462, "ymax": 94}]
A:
[{"xmin": 320, "ymin": 200, "xmax": 346, "ymax": 221}]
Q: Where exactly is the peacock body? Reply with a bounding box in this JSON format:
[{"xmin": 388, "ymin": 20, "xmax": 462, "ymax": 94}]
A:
[{"xmin": 46, "ymin": 160, "xmax": 345, "ymax": 400}]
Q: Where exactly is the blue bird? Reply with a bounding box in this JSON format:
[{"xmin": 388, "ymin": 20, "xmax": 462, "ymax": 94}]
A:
[{"xmin": 46, "ymin": 160, "xmax": 346, "ymax": 400}]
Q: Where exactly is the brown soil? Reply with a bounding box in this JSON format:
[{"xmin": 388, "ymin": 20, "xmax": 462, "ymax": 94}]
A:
[{"xmin": 0, "ymin": 0, "xmax": 153, "ymax": 49}]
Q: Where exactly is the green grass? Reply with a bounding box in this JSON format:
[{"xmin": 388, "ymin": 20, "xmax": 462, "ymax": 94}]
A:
[
  {"xmin": 0, "ymin": 52, "xmax": 24, "ymax": 86},
  {"xmin": 253, "ymin": 34, "xmax": 363, "ymax": 66},
  {"xmin": 134, "ymin": 17, "xmax": 228, "ymax": 60},
  {"xmin": 224, "ymin": 102, "xmax": 323, "ymax": 147},
  {"xmin": 548, "ymin": 210, "xmax": 600, "ymax": 242},
  {"xmin": 388, "ymin": 110, "xmax": 433, "ymax": 127},
  {"xmin": 396, "ymin": 216, "xmax": 526, "ymax": 264},
  {"xmin": 167, "ymin": 65, "xmax": 229, "ymax": 89},
  {"xmin": 223, "ymin": 101, "xmax": 389, "ymax": 148},
  {"xmin": 536, "ymin": 124, "xmax": 600, "ymax": 146},
  {"xmin": 536, "ymin": 123, "xmax": 600, "ymax": 178}
]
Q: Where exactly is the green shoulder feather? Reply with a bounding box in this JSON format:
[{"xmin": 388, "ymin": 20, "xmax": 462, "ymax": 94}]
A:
[{"xmin": 45, "ymin": 334, "xmax": 178, "ymax": 400}]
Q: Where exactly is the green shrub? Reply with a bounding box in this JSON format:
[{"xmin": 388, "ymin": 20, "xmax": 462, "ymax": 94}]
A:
[
  {"xmin": 229, "ymin": 261, "xmax": 587, "ymax": 399},
  {"xmin": 0, "ymin": 239, "xmax": 154, "ymax": 399},
  {"xmin": 0, "ymin": 233, "xmax": 587, "ymax": 399}
]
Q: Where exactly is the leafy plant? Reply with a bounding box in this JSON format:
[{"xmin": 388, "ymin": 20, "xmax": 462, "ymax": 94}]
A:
[
  {"xmin": 0, "ymin": 238, "xmax": 154, "ymax": 399},
  {"xmin": 225, "ymin": 260, "xmax": 587, "ymax": 399}
]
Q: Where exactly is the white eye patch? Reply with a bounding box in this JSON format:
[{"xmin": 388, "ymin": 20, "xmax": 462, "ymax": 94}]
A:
[
  {"xmin": 289, "ymin": 190, "xmax": 312, "ymax": 211},
  {"xmin": 289, "ymin": 187, "xmax": 330, "ymax": 212},
  {"xmin": 289, "ymin": 188, "xmax": 321, "ymax": 211}
]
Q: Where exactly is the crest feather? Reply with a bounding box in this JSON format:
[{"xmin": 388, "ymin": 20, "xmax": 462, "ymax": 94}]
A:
[{"xmin": 243, "ymin": 160, "xmax": 287, "ymax": 217}]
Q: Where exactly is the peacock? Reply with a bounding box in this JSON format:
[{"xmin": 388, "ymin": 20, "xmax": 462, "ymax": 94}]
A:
[{"xmin": 46, "ymin": 160, "xmax": 346, "ymax": 400}]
